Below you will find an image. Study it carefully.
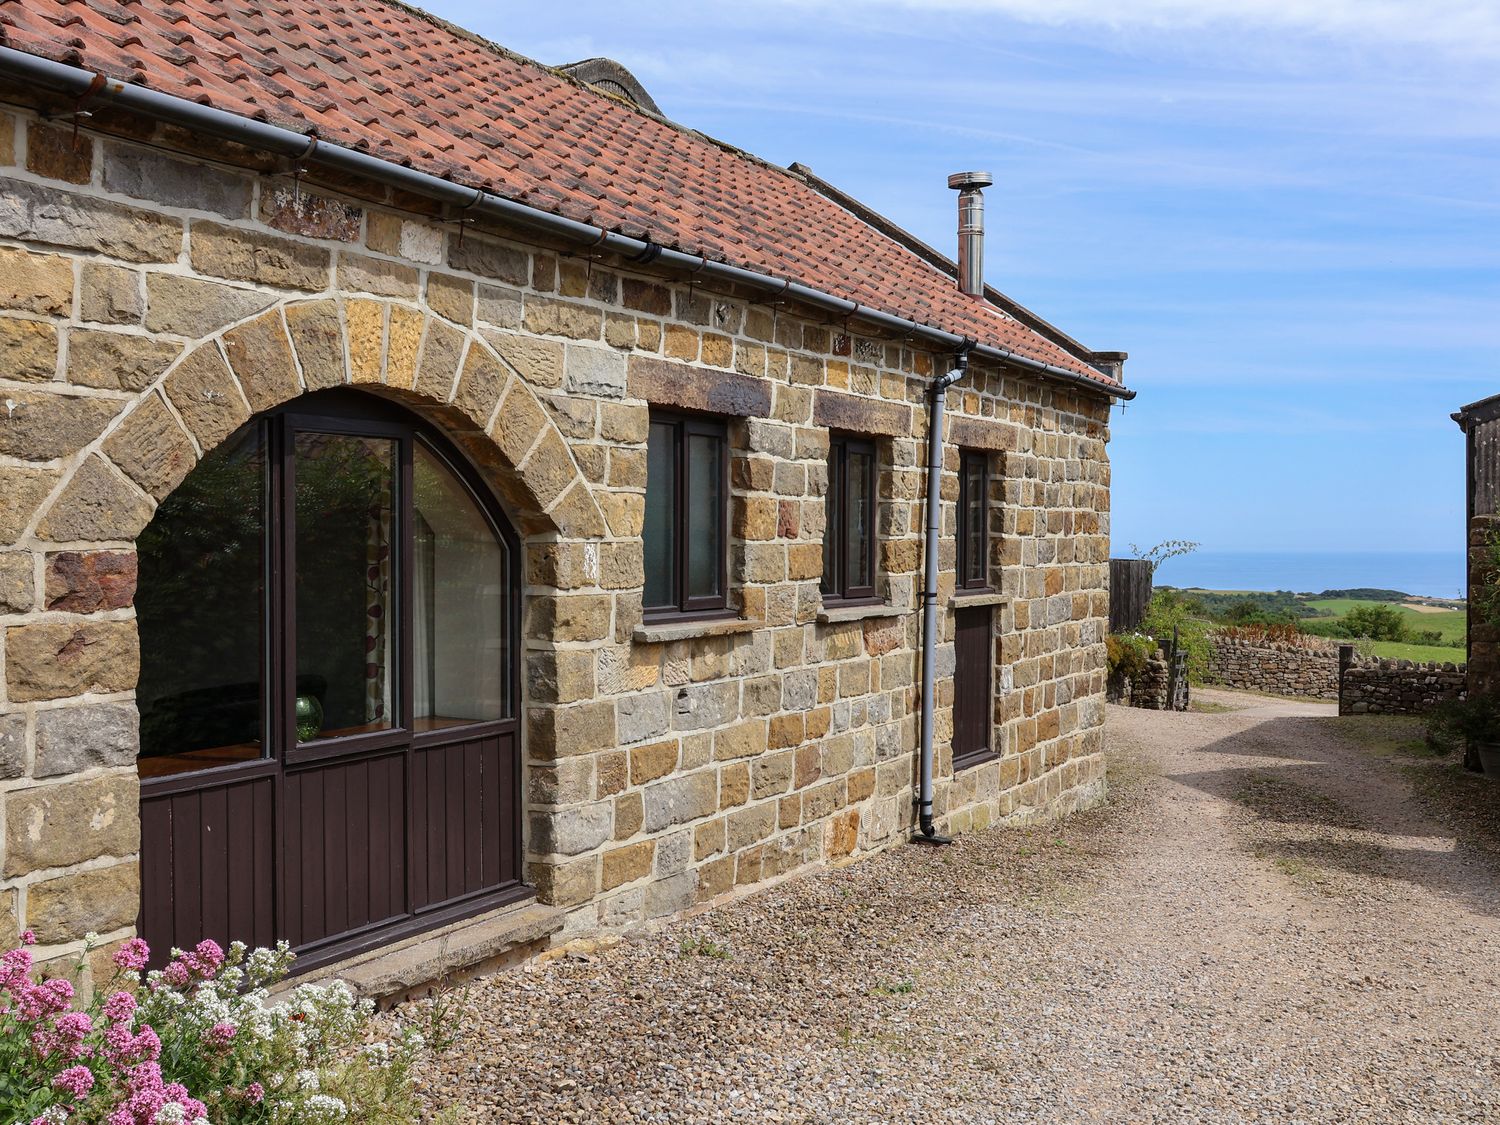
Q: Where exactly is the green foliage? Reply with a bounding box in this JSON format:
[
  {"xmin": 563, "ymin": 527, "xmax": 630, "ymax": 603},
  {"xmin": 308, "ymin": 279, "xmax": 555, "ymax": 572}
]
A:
[
  {"xmin": 1141, "ymin": 590, "xmax": 1214, "ymax": 683},
  {"xmin": 1157, "ymin": 587, "xmax": 1312, "ymax": 623},
  {"xmin": 1468, "ymin": 528, "xmax": 1500, "ymax": 631},
  {"xmin": 1340, "ymin": 603, "xmax": 1408, "ymax": 641},
  {"xmin": 1426, "ymin": 695, "xmax": 1500, "ymax": 754},
  {"xmin": 1316, "ymin": 587, "xmax": 1412, "ymax": 601},
  {"xmin": 1106, "ymin": 633, "xmax": 1156, "ymax": 696},
  {"xmin": 678, "ymin": 936, "xmax": 732, "ymax": 960}
]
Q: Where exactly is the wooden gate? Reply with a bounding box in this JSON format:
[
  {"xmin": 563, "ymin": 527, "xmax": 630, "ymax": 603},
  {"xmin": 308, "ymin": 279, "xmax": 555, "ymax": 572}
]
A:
[{"xmin": 952, "ymin": 604, "xmax": 994, "ymax": 768}]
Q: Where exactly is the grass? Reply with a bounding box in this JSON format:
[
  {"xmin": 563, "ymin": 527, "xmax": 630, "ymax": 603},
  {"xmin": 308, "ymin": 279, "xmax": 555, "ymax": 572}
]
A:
[
  {"xmin": 678, "ymin": 936, "xmax": 732, "ymax": 960},
  {"xmin": 1303, "ymin": 598, "xmax": 1467, "ymax": 643},
  {"xmin": 1365, "ymin": 640, "xmax": 1466, "ymax": 663}
]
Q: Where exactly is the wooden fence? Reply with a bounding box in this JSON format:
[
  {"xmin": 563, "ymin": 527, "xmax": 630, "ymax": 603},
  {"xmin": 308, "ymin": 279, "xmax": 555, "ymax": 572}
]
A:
[{"xmin": 1109, "ymin": 558, "xmax": 1153, "ymax": 634}]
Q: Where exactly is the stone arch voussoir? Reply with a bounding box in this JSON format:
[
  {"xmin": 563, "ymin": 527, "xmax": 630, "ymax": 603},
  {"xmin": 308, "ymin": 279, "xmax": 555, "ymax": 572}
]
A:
[{"xmin": 40, "ymin": 296, "xmax": 607, "ymax": 546}]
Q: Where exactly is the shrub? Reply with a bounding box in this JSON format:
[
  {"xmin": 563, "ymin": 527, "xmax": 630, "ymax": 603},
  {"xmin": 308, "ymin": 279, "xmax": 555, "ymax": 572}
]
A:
[
  {"xmin": 1426, "ymin": 694, "xmax": 1500, "ymax": 755},
  {"xmin": 1141, "ymin": 590, "xmax": 1213, "ymax": 683},
  {"xmin": 0, "ymin": 934, "xmax": 432, "ymax": 1125},
  {"xmin": 1340, "ymin": 603, "xmax": 1408, "ymax": 642}
]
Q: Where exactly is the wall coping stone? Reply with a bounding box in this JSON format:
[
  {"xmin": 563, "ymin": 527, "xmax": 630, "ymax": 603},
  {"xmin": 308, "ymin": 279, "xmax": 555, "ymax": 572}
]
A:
[
  {"xmin": 632, "ymin": 616, "xmax": 763, "ymax": 644},
  {"xmin": 816, "ymin": 602, "xmax": 906, "ymax": 624}
]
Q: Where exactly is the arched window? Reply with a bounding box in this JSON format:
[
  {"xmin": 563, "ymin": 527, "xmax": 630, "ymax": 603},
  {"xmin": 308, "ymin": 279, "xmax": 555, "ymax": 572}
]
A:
[{"xmin": 136, "ymin": 391, "xmax": 524, "ymax": 969}]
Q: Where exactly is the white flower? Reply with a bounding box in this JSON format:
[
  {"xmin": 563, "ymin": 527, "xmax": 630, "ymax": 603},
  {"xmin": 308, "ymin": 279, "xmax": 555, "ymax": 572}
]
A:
[
  {"xmin": 305, "ymin": 1094, "xmax": 349, "ymax": 1122},
  {"xmin": 153, "ymin": 1105, "xmax": 186, "ymax": 1125},
  {"xmin": 296, "ymin": 1068, "xmax": 321, "ymax": 1091}
]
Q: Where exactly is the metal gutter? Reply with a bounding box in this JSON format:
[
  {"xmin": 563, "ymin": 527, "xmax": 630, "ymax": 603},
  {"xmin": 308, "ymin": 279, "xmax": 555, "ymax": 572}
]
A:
[{"xmin": 0, "ymin": 46, "xmax": 1134, "ymax": 402}]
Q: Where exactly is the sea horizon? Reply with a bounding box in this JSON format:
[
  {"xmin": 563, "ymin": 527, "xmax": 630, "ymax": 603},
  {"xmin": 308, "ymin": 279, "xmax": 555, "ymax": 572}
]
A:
[{"xmin": 1148, "ymin": 549, "xmax": 1466, "ymax": 601}]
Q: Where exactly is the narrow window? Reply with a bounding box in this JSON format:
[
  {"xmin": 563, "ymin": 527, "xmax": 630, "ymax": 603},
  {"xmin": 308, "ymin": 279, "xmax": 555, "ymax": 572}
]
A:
[
  {"xmin": 644, "ymin": 411, "xmax": 729, "ymax": 617},
  {"xmin": 822, "ymin": 434, "xmax": 878, "ymax": 603},
  {"xmin": 957, "ymin": 450, "xmax": 990, "ymax": 591}
]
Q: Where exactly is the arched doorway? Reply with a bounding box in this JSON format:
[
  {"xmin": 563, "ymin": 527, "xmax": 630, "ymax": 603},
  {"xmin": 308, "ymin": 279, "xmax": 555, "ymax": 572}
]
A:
[{"xmin": 135, "ymin": 390, "xmax": 524, "ymax": 970}]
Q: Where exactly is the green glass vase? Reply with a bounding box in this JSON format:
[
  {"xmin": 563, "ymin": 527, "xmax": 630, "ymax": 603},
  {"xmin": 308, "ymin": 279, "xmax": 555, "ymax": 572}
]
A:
[{"xmin": 294, "ymin": 694, "xmax": 323, "ymax": 743}]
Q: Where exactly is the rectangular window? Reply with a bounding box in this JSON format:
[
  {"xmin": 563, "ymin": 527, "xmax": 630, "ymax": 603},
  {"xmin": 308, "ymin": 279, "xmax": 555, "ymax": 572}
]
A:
[
  {"xmin": 644, "ymin": 411, "xmax": 729, "ymax": 617},
  {"xmin": 957, "ymin": 450, "xmax": 990, "ymax": 591},
  {"xmin": 822, "ymin": 434, "xmax": 878, "ymax": 603}
]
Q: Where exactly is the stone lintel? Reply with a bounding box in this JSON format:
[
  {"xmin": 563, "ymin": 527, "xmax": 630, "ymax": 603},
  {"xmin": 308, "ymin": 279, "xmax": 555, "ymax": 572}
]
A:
[
  {"xmin": 948, "ymin": 415, "xmax": 1017, "ymax": 452},
  {"xmin": 812, "ymin": 389, "xmax": 912, "ymax": 438},
  {"xmin": 627, "ymin": 355, "xmax": 771, "ymax": 418}
]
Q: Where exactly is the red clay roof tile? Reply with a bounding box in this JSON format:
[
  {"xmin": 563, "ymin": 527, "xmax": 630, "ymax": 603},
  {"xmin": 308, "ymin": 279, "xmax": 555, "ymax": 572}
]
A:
[{"xmin": 0, "ymin": 0, "xmax": 1116, "ymax": 386}]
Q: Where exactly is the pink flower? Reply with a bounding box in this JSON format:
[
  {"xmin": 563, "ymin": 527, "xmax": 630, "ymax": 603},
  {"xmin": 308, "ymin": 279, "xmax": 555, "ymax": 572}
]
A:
[
  {"xmin": 244, "ymin": 1082, "xmax": 265, "ymax": 1104},
  {"xmin": 20, "ymin": 929, "xmax": 36, "ymax": 945},
  {"xmin": 112, "ymin": 939, "xmax": 150, "ymax": 973},
  {"xmin": 160, "ymin": 962, "xmax": 190, "ymax": 989},
  {"xmin": 52, "ymin": 1064, "xmax": 95, "ymax": 1099},
  {"xmin": 190, "ymin": 940, "xmax": 224, "ymax": 975},
  {"xmin": 207, "ymin": 1021, "xmax": 236, "ymax": 1050},
  {"xmin": 103, "ymin": 990, "xmax": 137, "ymax": 1023}
]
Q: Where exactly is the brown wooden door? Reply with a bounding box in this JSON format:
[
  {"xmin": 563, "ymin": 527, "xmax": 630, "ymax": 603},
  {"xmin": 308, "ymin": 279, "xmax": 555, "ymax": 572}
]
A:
[
  {"xmin": 138, "ymin": 392, "xmax": 524, "ymax": 971},
  {"xmin": 952, "ymin": 604, "xmax": 993, "ymax": 768}
]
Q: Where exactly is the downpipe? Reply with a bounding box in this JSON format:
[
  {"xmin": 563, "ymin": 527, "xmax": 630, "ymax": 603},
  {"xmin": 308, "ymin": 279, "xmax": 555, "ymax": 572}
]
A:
[{"xmin": 914, "ymin": 346, "xmax": 973, "ymax": 844}]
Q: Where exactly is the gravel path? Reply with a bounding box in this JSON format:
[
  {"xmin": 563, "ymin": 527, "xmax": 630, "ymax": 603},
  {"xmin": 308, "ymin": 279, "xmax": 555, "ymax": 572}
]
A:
[{"xmin": 398, "ymin": 691, "xmax": 1500, "ymax": 1123}]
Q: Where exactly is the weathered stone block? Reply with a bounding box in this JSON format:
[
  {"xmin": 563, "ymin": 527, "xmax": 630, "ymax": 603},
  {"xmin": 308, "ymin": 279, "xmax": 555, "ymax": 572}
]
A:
[
  {"xmin": 344, "ymin": 298, "xmax": 384, "ymax": 384},
  {"xmin": 219, "ymin": 313, "xmax": 300, "ymax": 414},
  {"xmin": 642, "ymin": 770, "xmax": 718, "ymax": 832},
  {"xmin": 0, "ymin": 467, "xmax": 63, "ymax": 545},
  {"xmin": 79, "ymin": 263, "xmax": 143, "ymax": 325},
  {"xmin": 338, "ymin": 253, "xmax": 419, "ymax": 298},
  {"xmin": 103, "ymin": 394, "xmax": 196, "ymax": 501},
  {"xmin": 44, "ymin": 551, "xmax": 136, "ymax": 613},
  {"xmin": 67, "ymin": 329, "xmax": 180, "ymax": 392},
  {"xmin": 602, "ymin": 840, "xmax": 654, "ymax": 890},
  {"xmin": 627, "ymin": 355, "xmax": 772, "ymax": 418},
  {"xmin": 4, "ymin": 774, "xmax": 139, "ymax": 876},
  {"xmin": 104, "ymin": 144, "xmax": 253, "ymax": 218},
  {"xmin": 259, "ymin": 185, "xmax": 361, "ymax": 240},
  {"xmin": 477, "ymin": 284, "xmax": 523, "ymax": 329},
  {"xmin": 426, "ymin": 273, "xmax": 474, "ymax": 325},
  {"xmin": 163, "ymin": 344, "xmax": 250, "ymax": 450},
  {"xmin": 0, "ymin": 390, "xmax": 122, "ymax": 461},
  {"xmin": 451, "ymin": 345, "xmax": 508, "ymax": 427},
  {"xmin": 565, "ymin": 345, "xmax": 627, "ymax": 398},
  {"xmin": 0, "ymin": 712, "xmax": 24, "ymax": 780},
  {"xmin": 0, "ymin": 181, "xmax": 181, "ymax": 263},
  {"xmin": 530, "ymin": 802, "xmax": 613, "ymax": 856},
  {"xmin": 34, "ymin": 701, "xmax": 140, "ymax": 778},
  {"xmin": 0, "ymin": 317, "xmax": 58, "ymax": 382},
  {"xmin": 145, "ymin": 274, "xmax": 276, "ymax": 337},
  {"xmin": 38, "ymin": 457, "xmax": 151, "ymax": 552},
  {"xmin": 524, "ymin": 296, "xmax": 602, "ymax": 341},
  {"xmin": 448, "ymin": 235, "xmax": 529, "ymax": 286},
  {"xmin": 285, "ymin": 300, "xmax": 347, "ymax": 390},
  {"xmin": 26, "ymin": 862, "xmax": 140, "ymax": 943},
  {"xmin": 190, "ymin": 221, "xmax": 330, "ymax": 291},
  {"xmin": 0, "ymin": 246, "xmax": 72, "ymax": 315},
  {"xmin": 5, "ymin": 617, "xmax": 139, "ymax": 702},
  {"xmin": 26, "ymin": 124, "xmax": 92, "ymax": 184}
]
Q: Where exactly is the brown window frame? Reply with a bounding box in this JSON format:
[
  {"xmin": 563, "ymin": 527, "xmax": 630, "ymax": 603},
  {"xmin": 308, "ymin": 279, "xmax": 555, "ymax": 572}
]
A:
[
  {"xmin": 643, "ymin": 409, "xmax": 731, "ymax": 620},
  {"xmin": 822, "ymin": 433, "xmax": 879, "ymax": 605},
  {"xmin": 956, "ymin": 449, "xmax": 991, "ymax": 592}
]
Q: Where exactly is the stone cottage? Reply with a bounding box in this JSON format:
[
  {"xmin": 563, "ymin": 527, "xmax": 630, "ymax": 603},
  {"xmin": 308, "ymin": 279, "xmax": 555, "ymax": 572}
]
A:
[{"xmin": 0, "ymin": 1, "xmax": 1132, "ymax": 991}]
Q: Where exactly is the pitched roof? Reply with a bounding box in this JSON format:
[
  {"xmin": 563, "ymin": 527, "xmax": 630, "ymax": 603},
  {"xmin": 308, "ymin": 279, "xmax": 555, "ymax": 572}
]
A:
[{"xmin": 0, "ymin": 0, "xmax": 1119, "ymax": 388}]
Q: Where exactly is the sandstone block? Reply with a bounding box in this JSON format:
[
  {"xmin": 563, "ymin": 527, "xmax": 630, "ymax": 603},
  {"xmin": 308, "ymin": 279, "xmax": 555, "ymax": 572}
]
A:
[
  {"xmin": 222, "ymin": 311, "xmax": 302, "ymax": 413},
  {"xmin": 601, "ymin": 840, "xmax": 654, "ymax": 890},
  {"xmin": 26, "ymin": 862, "xmax": 140, "ymax": 943},
  {"xmin": 104, "ymin": 144, "xmax": 252, "ymax": 218},
  {"xmin": 4, "ymin": 774, "xmax": 139, "ymax": 875},
  {"xmin": 26, "ymin": 124, "xmax": 92, "ymax": 184},
  {"xmin": 519, "ymin": 428, "xmax": 577, "ymax": 509},
  {"xmin": 164, "ymin": 343, "xmax": 249, "ymax": 451},
  {"xmin": 0, "ymin": 389, "xmax": 122, "ymax": 461},
  {"xmin": 259, "ymin": 185, "xmax": 361, "ymax": 240},
  {"xmin": 0, "ymin": 246, "xmax": 72, "ymax": 315},
  {"xmin": 44, "ymin": 551, "xmax": 136, "ymax": 613},
  {"xmin": 629, "ymin": 738, "xmax": 679, "ymax": 785},
  {"xmin": 67, "ymin": 329, "xmax": 179, "ymax": 393},
  {"xmin": 476, "ymin": 284, "xmax": 523, "ymax": 329},
  {"xmin": 344, "ymin": 299, "xmax": 384, "ymax": 384},
  {"xmin": 190, "ymin": 221, "xmax": 329, "ymax": 291},
  {"xmin": 565, "ymin": 344, "xmax": 627, "ymax": 398},
  {"xmin": 5, "ymin": 617, "xmax": 139, "ymax": 702},
  {"xmin": 0, "ymin": 180, "xmax": 180, "ymax": 263},
  {"xmin": 0, "ymin": 712, "xmax": 24, "ymax": 780},
  {"xmin": 426, "ymin": 273, "xmax": 474, "ymax": 325},
  {"xmin": 524, "ymin": 296, "xmax": 602, "ymax": 341},
  {"xmin": 452, "ymin": 345, "xmax": 508, "ymax": 427},
  {"xmin": 614, "ymin": 792, "xmax": 644, "ymax": 838},
  {"xmin": 447, "ymin": 235, "xmax": 529, "ymax": 285},
  {"xmin": 145, "ymin": 274, "xmax": 276, "ymax": 338},
  {"xmin": 0, "ymin": 317, "xmax": 58, "ymax": 382},
  {"xmin": 642, "ymin": 770, "xmax": 718, "ymax": 832},
  {"xmin": 384, "ymin": 304, "xmax": 425, "ymax": 390},
  {"xmin": 414, "ymin": 318, "xmax": 466, "ymax": 400},
  {"xmin": 103, "ymin": 394, "xmax": 196, "ymax": 501},
  {"xmin": 0, "ymin": 553, "xmax": 33, "ymax": 615},
  {"xmin": 78, "ymin": 263, "xmax": 143, "ymax": 325},
  {"xmin": 530, "ymin": 802, "xmax": 613, "ymax": 857},
  {"xmin": 338, "ymin": 253, "xmax": 418, "ymax": 298},
  {"xmin": 34, "ymin": 701, "xmax": 140, "ymax": 778},
  {"xmin": 0, "ymin": 467, "xmax": 63, "ymax": 544},
  {"xmin": 284, "ymin": 300, "xmax": 347, "ymax": 390}
]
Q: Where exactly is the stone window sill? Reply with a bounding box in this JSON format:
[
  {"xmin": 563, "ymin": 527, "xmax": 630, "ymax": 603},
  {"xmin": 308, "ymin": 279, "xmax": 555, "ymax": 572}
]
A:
[
  {"xmin": 633, "ymin": 616, "xmax": 763, "ymax": 644},
  {"xmin": 947, "ymin": 591, "xmax": 1010, "ymax": 610},
  {"xmin": 816, "ymin": 602, "xmax": 907, "ymax": 625}
]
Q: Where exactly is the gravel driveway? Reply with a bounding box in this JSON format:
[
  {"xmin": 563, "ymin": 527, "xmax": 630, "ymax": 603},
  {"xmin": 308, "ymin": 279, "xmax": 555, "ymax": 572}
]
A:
[{"xmin": 400, "ymin": 691, "xmax": 1500, "ymax": 1123}]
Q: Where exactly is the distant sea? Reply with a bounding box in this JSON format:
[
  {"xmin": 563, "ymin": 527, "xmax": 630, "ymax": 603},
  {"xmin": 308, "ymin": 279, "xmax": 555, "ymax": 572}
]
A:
[{"xmin": 1151, "ymin": 551, "xmax": 1466, "ymax": 600}]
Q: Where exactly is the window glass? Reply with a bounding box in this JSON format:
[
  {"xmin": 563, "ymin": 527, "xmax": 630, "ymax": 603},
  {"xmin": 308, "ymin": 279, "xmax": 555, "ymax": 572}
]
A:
[
  {"xmin": 294, "ymin": 433, "xmax": 397, "ymax": 740},
  {"xmin": 960, "ymin": 451, "xmax": 989, "ymax": 588},
  {"xmin": 821, "ymin": 452, "xmax": 842, "ymax": 595},
  {"xmin": 847, "ymin": 446, "xmax": 874, "ymax": 591},
  {"xmin": 136, "ymin": 427, "xmax": 266, "ymax": 778},
  {"xmin": 644, "ymin": 421, "xmax": 677, "ymax": 610},
  {"xmin": 413, "ymin": 443, "xmax": 509, "ymax": 729},
  {"xmin": 686, "ymin": 431, "xmax": 723, "ymax": 601}
]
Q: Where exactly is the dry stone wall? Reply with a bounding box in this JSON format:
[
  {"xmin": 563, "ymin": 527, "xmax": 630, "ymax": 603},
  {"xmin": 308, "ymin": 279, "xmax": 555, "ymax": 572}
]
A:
[
  {"xmin": 1338, "ymin": 652, "xmax": 1466, "ymax": 716},
  {"xmin": 0, "ymin": 95, "xmax": 1113, "ymax": 978},
  {"xmin": 1206, "ymin": 635, "xmax": 1339, "ymax": 699}
]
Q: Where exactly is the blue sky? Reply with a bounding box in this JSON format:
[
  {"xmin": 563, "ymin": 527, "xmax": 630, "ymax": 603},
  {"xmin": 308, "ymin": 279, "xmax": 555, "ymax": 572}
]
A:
[{"xmin": 433, "ymin": 0, "xmax": 1498, "ymax": 555}]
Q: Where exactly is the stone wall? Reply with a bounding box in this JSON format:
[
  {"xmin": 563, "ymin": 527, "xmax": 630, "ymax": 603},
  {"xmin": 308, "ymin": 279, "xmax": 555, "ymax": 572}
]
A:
[
  {"xmin": 1206, "ymin": 635, "xmax": 1339, "ymax": 699},
  {"xmin": 1338, "ymin": 652, "xmax": 1466, "ymax": 716},
  {"xmin": 0, "ymin": 96, "xmax": 1113, "ymax": 980}
]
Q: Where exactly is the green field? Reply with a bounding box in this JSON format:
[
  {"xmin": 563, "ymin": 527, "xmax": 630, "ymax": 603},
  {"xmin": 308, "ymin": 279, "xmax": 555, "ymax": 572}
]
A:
[
  {"xmin": 1303, "ymin": 598, "xmax": 1468, "ymax": 643},
  {"xmin": 1366, "ymin": 640, "xmax": 1466, "ymax": 664}
]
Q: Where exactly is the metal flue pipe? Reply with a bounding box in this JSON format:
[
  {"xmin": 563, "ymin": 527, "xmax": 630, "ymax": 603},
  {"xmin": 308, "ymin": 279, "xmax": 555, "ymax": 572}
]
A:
[{"xmin": 948, "ymin": 171, "xmax": 994, "ymax": 298}]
